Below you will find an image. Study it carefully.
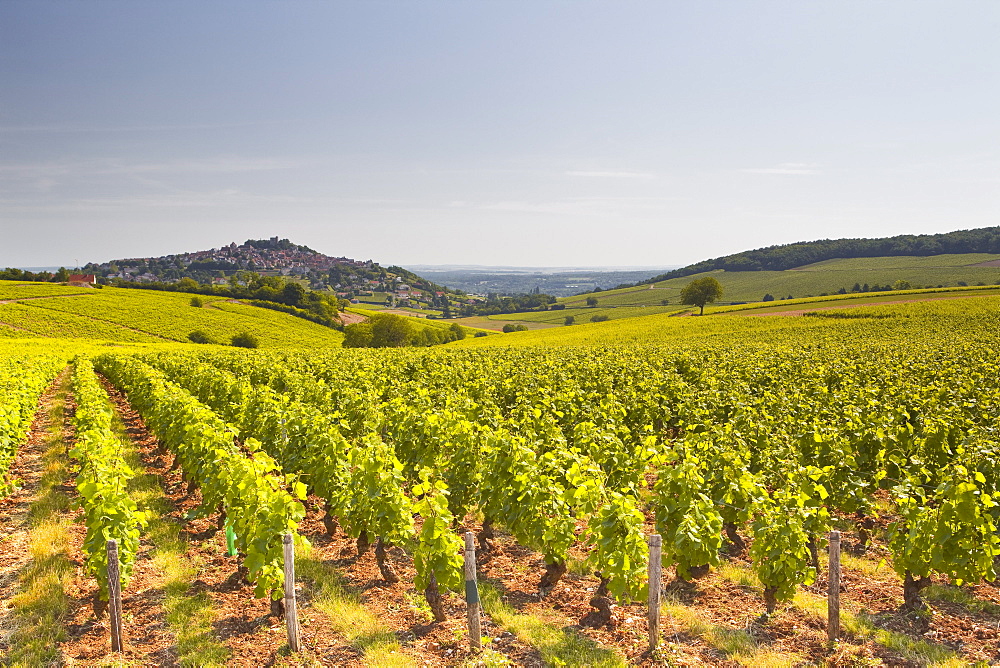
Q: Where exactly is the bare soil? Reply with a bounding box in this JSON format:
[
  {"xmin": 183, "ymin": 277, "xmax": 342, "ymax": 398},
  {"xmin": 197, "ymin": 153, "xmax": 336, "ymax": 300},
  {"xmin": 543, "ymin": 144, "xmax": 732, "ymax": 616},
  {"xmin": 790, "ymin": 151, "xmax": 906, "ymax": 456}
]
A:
[
  {"xmin": 5, "ymin": 376, "xmax": 1000, "ymax": 665},
  {"xmin": 0, "ymin": 371, "xmax": 72, "ymax": 648},
  {"xmin": 338, "ymin": 311, "xmax": 367, "ymax": 326}
]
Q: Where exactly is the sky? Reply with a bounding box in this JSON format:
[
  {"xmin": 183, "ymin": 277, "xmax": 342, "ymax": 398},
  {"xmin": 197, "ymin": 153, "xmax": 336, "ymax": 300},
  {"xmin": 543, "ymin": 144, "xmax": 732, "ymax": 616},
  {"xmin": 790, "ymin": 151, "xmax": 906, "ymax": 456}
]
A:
[{"xmin": 1, "ymin": 1, "xmax": 999, "ymax": 268}]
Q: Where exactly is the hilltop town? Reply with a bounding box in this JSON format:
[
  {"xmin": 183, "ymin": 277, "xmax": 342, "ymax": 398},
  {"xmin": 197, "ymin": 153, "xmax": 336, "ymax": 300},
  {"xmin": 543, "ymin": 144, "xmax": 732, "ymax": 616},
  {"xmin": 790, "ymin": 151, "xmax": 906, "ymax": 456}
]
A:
[{"xmin": 80, "ymin": 237, "xmax": 452, "ymax": 302}]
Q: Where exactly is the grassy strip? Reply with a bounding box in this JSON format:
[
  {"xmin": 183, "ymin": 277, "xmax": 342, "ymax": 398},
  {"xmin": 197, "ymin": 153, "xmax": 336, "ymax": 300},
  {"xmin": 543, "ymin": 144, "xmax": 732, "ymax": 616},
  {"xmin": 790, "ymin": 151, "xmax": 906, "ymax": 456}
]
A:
[
  {"xmin": 108, "ymin": 395, "xmax": 231, "ymax": 667},
  {"xmin": 793, "ymin": 587, "xmax": 963, "ymax": 667},
  {"xmin": 925, "ymin": 584, "xmax": 1000, "ymax": 616},
  {"xmin": 4, "ymin": 375, "xmax": 74, "ymax": 665},
  {"xmin": 660, "ymin": 595, "xmax": 801, "ymax": 666},
  {"xmin": 478, "ymin": 581, "xmax": 625, "ymax": 667},
  {"xmin": 295, "ymin": 546, "xmax": 416, "ymax": 667}
]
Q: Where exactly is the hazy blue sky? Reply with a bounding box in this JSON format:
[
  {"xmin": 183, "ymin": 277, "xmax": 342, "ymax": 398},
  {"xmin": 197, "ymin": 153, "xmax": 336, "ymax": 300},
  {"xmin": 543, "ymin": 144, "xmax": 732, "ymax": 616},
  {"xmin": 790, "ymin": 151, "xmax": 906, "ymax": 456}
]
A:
[{"xmin": 2, "ymin": 1, "xmax": 998, "ymax": 268}]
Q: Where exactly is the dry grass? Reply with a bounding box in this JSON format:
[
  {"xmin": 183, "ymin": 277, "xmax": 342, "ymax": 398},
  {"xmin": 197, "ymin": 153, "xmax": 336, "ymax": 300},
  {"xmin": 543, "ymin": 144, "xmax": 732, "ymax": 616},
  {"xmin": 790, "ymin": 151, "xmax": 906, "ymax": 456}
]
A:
[
  {"xmin": 4, "ymin": 380, "xmax": 74, "ymax": 666},
  {"xmin": 295, "ymin": 545, "xmax": 415, "ymax": 666},
  {"xmin": 478, "ymin": 581, "xmax": 626, "ymax": 667}
]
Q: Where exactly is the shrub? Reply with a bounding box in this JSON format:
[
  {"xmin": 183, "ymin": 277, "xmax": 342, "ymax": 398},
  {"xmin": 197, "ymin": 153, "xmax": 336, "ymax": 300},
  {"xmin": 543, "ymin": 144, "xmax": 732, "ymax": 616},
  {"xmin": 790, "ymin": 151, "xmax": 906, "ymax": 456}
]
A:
[
  {"xmin": 187, "ymin": 330, "xmax": 213, "ymax": 344},
  {"xmin": 190, "ymin": 296, "xmax": 204, "ymax": 307},
  {"xmin": 473, "ymin": 331, "xmax": 488, "ymax": 337},
  {"xmin": 502, "ymin": 324, "xmax": 528, "ymax": 333},
  {"xmin": 590, "ymin": 314, "xmax": 609, "ymax": 323},
  {"xmin": 564, "ymin": 316, "xmax": 575, "ymax": 326},
  {"xmin": 231, "ymin": 332, "xmax": 260, "ymax": 348},
  {"xmin": 343, "ymin": 322, "xmax": 373, "ymax": 348}
]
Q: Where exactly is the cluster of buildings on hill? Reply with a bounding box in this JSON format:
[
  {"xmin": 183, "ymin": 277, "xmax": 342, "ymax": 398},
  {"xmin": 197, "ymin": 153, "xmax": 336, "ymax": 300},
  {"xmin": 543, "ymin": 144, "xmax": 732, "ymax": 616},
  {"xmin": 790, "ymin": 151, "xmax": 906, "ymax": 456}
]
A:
[
  {"xmin": 82, "ymin": 238, "xmax": 385, "ymax": 288},
  {"xmin": 177, "ymin": 238, "xmax": 373, "ymax": 273},
  {"xmin": 77, "ymin": 238, "xmax": 473, "ymax": 312},
  {"xmin": 89, "ymin": 237, "xmax": 374, "ymax": 284}
]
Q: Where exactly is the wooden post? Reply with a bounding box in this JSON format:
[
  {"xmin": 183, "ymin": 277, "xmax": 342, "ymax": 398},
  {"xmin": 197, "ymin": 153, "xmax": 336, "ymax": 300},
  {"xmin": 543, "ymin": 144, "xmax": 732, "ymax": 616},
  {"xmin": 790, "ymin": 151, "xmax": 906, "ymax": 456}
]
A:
[
  {"xmin": 283, "ymin": 533, "xmax": 301, "ymax": 653},
  {"xmin": 106, "ymin": 539, "xmax": 123, "ymax": 653},
  {"xmin": 464, "ymin": 531, "xmax": 482, "ymax": 651},
  {"xmin": 648, "ymin": 534, "xmax": 662, "ymax": 652},
  {"xmin": 828, "ymin": 530, "xmax": 841, "ymax": 642}
]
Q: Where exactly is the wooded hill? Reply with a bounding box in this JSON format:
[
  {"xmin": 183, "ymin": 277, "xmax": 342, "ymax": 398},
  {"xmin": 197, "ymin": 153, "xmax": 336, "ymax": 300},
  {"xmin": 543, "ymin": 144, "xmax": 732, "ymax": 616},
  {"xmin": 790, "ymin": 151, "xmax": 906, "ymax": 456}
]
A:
[{"xmin": 641, "ymin": 226, "xmax": 1000, "ymax": 284}]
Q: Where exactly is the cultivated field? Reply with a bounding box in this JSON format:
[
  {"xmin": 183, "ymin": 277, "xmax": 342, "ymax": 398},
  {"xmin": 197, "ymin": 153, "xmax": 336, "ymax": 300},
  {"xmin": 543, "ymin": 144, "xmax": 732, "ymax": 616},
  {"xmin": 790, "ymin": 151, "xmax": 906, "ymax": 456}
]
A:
[
  {"xmin": 2, "ymin": 284, "xmax": 1000, "ymax": 665},
  {"xmin": 561, "ymin": 254, "xmax": 1000, "ymax": 309},
  {"xmin": 0, "ymin": 281, "xmax": 345, "ymax": 347}
]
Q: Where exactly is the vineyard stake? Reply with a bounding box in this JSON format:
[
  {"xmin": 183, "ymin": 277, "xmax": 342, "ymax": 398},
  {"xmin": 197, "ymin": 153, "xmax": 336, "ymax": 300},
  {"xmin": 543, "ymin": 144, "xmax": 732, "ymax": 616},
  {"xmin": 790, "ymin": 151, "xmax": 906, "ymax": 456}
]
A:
[
  {"xmin": 828, "ymin": 530, "xmax": 841, "ymax": 642},
  {"xmin": 283, "ymin": 533, "xmax": 301, "ymax": 653},
  {"xmin": 106, "ymin": 539, "xmax": 123, "ymax": 653},
  {"xmin": 464, "ymin": 531, "xmax": 482, "ymax": 651},
  {"xmin": 648, "ymin": 533, "xmax": 662, "ymax": 652}
]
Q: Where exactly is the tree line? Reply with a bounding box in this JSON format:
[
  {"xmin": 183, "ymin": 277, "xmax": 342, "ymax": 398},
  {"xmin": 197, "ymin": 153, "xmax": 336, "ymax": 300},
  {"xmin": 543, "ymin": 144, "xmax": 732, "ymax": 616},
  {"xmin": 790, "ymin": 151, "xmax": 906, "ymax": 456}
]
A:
[{"xmin": 640, "ymin": 226, "xmax": 1000, "ymax": 284}]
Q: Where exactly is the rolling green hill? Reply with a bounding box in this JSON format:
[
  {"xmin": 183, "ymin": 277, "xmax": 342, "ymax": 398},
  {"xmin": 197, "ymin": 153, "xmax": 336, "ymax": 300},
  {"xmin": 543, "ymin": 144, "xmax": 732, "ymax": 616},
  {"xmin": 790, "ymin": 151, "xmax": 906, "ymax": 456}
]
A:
[
  {"xmin": 453, "ymin": 291, "xmax": 1000, "ymax": 349},
  {"xmin": 643, "ymin": 225, "xmax": 1000, "ymax": 280},
  {"xmin": 562, "ymin": 253, "xmax": 1000, "ymax": 309},
  {"xmin": 0, "ymin": 281, "xmax": 344, "ymax": 348}
]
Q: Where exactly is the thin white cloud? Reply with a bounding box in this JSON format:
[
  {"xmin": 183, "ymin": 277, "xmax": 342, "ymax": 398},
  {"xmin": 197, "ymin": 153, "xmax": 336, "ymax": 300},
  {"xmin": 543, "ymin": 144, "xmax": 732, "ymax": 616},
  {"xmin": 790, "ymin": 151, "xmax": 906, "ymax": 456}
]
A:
[
  {"xmin": 481, "ymin": 196, "xmax": 677, "ymax": 216},
  {"xmin": 566, "ymin": 170, "xmax": 655, "ymax": 179},
  {"xmin": 0, "ymin": 156, "xmax": 305, "ymax": 177},
  {"xmin": 740, "ymin": 162, "xmax": 821, "ymax": 175}
]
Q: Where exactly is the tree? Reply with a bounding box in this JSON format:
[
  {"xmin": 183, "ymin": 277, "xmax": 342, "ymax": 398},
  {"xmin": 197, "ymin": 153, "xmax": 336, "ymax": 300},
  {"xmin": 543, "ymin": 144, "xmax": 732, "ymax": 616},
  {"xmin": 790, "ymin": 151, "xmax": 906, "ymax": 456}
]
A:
[
  {"xmin": 680, "ymin": 277, "xmax": 723, "ymax": 315},
  {"xmin": 586, "ymin": 296, "xmax": 599, "ymax": 307},
  {"xmin": 231, "ymin": 332, "xmax": 260, "ymax": 348},
  {"xmin": 343, "ymin": 322, "xmax": 374, "ymax": 348},
  {"xmin": 177, "ymin": 277, "xmax": 200, "ymax": 292},
  {"xmin": 280, "ymin": 281, "xmax": 307, "ymax": 307},
  {"xmin": 564, "ymin": 316, "xmax": 575, "ymax": 326},
  {"xmin": 370, "ymin": 314, "xmax": 414, "ymax": 347}
]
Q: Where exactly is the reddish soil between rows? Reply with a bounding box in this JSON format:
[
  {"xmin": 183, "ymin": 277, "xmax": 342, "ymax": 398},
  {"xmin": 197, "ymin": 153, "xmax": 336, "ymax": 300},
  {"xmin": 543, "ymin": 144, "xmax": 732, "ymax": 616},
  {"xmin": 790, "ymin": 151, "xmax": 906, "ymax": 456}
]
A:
[{"xmin": 5, "ymin": 374, "xmax": 1000, "ymax": 665}]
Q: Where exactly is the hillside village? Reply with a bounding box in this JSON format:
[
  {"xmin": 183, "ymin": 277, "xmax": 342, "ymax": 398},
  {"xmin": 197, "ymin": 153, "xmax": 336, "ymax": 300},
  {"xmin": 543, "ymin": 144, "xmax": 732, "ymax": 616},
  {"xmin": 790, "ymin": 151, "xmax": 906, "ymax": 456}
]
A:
[{"xmin": 80, "ymin": 237, "xmax": 468, "ymax": 309}]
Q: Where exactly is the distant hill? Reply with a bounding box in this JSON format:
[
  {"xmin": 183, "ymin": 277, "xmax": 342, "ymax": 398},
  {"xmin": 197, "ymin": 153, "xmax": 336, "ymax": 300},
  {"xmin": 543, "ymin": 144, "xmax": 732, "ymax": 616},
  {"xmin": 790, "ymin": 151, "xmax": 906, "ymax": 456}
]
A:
[
  {"xmin": 77, "ymin": 237, "xmax": 453, "ymax": 302},
  {"xmin": 573, "ymin": 253, "xmax": 1000, "ymax": 307},
  {"xmin": 407, "ymin": 265, "xmax": 677, "ymax": 297},
  {"xmin": 641, "ymin": 226, "xmax": 1000, "ymax": 284}
]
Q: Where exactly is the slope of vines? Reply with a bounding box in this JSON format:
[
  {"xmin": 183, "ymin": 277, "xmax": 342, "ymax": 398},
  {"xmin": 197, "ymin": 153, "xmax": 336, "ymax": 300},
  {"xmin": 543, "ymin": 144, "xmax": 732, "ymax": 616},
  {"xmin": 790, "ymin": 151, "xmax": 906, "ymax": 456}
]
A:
[{"xmin": 93, "ymin": 297, "xmax": 1000, "ymax": 617}]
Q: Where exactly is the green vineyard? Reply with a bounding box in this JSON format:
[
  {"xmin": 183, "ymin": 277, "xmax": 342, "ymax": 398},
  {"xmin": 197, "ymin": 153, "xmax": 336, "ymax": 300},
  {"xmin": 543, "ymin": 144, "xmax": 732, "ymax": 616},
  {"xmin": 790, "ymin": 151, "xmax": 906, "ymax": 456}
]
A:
[{"xmin": 2, "ymin": 291, "xmax": 1000, "ymax": 664}]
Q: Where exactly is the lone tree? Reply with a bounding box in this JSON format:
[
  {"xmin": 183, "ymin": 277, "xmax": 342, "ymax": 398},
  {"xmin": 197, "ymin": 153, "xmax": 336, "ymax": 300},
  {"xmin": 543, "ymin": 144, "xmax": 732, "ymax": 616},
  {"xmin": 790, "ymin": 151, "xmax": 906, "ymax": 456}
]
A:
[{"xmin": 680, "ymin": 277, "xmax": 723, "ymax": 315}]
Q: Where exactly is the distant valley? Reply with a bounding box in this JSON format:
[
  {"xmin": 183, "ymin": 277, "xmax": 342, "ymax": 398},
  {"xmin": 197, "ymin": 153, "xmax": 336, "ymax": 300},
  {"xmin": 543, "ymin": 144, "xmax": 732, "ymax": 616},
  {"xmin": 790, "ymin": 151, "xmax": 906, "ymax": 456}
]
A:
[{"xmin": 404, "ymin": 265, "xmax": 678, "ymax": 297}]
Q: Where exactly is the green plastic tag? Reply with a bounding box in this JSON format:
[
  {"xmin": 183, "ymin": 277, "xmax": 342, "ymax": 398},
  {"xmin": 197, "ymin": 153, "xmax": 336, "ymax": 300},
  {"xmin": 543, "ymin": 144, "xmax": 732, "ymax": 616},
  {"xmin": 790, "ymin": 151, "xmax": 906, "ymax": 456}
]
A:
[{"xmin": 465, "ymin": 579, "xmax": 479, "ymax": 604}]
